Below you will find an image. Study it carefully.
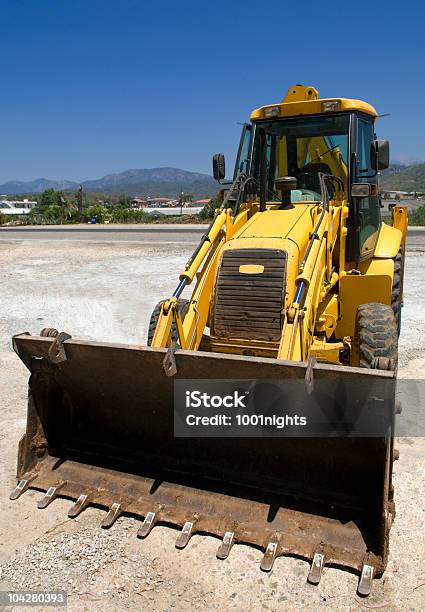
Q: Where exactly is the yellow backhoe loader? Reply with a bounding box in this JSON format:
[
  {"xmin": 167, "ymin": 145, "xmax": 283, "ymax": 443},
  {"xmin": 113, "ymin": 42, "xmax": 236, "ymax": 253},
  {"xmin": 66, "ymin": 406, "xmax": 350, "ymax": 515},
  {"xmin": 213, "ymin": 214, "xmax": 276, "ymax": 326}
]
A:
[{"xmin": 11, "ymin": 85, "xmax": 407, "ymax": 596}]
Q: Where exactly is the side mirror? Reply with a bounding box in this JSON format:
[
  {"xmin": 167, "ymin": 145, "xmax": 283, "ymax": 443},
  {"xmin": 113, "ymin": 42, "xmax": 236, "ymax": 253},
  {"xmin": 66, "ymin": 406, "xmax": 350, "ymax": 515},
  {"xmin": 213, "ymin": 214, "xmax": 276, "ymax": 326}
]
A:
[
  {"xmin": 371, "ymin": 139, "xmax": 390, "ymax": 171},
  {"xmin": 212, "ymin": 153, "xmax": 226, "ymax": 181}
]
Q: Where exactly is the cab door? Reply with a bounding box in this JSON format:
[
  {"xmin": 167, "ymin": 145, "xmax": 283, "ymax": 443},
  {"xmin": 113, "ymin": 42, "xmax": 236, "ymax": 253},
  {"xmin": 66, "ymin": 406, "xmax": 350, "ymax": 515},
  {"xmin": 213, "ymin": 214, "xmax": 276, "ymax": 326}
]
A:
[
  {"xmin": 233, "ymin": 124, "xmax": 253, "ymax": 179},
  {"xmin": 354, "ymin": 115, "xmax": 381, "ymax": 260}
]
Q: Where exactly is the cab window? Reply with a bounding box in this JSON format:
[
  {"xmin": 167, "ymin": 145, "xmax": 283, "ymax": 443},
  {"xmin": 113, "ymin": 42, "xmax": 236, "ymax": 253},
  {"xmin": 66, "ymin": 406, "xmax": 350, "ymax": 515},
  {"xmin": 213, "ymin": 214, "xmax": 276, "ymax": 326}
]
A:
[
  {"xmin": 234, "ymin": 124, "xmax": 252, "ymax": 178},
  {"xmin": 356, "ymin": 117, "xmax": 380, "ymax": 258},
  {"xmin": 252, "ymin": 115, "xmax": 349, "ymax": 201}
]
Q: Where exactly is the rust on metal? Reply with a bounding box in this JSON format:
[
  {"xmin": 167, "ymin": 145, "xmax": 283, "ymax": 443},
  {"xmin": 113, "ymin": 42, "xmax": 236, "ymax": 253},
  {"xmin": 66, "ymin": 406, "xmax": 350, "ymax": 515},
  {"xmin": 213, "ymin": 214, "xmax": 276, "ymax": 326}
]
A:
[
  {"xmin": 304, "ymin": 355, "xmax": 317, "ymax": 395},
  {"xmin": 37, "ymin": 481, "xmax": 66, "ymax": 509},
  {"xmin": 9, "ymin": 475, "xmax": 36, "ymax": 500},
  {"xmin": 260, "ymin": 537, "xmax": 280, "ymax": 572},
  {"xmin": 137, "ymin": 511, "xmax": 158, "ymax": 538},
  {"xmin": 101, "ymin": 502, "xmax": 122, "ymax": 528},
  {"xmin": 358, "ymin": 564, "xmax": 374, "ymax": 596},
  {"xmin": 68, "ymin": 494, "xmax": 90, "ymax": 518},
  {"xmin": 47, "ymin": 331, "xmax": 72, "ymax": 364},
  {"xmin": 163, "ymin": 341, "xmax": 178, "ymax": 377},
  {"xmin": 11, "ymin": 333, "xmax": 396, "ymax": 586},
  {"xmin": 216, "ymin": 531, "xmax": 235, "ymax": 560},
  {"xmin": 307, "ymin": 552, "xmax": 325, "ymax": 584},
  {"xmin": 175, "ymin": 520, "xmax": 196, "ymax": 549}
]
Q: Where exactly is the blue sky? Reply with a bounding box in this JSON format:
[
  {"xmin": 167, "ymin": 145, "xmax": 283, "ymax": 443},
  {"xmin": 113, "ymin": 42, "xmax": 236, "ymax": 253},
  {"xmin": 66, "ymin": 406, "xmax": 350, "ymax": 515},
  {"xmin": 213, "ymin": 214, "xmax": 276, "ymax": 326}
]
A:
[{"xmin": 0, "ymin": 0, "xmax": 424, "ymax": 183}]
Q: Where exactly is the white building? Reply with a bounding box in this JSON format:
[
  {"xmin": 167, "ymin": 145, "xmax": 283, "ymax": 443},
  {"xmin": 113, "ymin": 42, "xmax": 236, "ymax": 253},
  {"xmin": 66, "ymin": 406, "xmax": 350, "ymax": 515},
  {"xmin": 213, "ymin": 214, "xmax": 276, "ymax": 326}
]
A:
[
  {"xmin": 0, "ymin": 197, "xmax": 37, "ymax": 215},
  {"xmin": 382, "ymin": 190, "xmax": 414, "ymax": 200}
]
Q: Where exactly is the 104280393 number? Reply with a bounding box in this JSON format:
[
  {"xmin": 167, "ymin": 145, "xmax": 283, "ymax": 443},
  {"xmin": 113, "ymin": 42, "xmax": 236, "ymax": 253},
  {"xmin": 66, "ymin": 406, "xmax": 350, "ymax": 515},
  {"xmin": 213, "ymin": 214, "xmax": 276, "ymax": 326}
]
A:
[{"xmin": 0, "ymin": 591, "xmax": 67, "ymax": 607}]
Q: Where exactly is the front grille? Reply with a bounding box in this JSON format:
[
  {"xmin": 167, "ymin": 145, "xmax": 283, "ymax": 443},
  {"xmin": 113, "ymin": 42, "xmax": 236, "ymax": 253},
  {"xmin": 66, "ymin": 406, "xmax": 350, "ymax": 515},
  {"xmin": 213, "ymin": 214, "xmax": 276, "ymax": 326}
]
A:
[{"xmin": 213, "ymin": 248, "xmax": 287, "ymax": 342}]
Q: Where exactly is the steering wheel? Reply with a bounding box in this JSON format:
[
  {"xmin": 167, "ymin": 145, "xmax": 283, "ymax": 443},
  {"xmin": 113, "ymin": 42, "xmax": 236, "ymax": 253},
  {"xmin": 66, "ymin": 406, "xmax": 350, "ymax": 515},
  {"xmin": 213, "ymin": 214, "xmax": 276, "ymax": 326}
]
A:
[{"xmin": 294, "ymin": 171, "xmax": 315, "ymax": 190}]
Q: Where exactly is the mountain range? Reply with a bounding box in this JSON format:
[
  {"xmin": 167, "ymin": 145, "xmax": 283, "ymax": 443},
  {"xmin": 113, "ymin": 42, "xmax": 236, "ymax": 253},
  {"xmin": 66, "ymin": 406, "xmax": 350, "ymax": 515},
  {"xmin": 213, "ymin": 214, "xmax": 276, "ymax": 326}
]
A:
[
  {"xmin": 0, "ymin": 167, "xmax": 218, "ymax": 198},
  {"xmin": 1, "ymin": 162, "xmax": 425, "ymax": 197},
  {"xmin": 380, "ymin": 163, "xmax": 425, "ymax": 192}
]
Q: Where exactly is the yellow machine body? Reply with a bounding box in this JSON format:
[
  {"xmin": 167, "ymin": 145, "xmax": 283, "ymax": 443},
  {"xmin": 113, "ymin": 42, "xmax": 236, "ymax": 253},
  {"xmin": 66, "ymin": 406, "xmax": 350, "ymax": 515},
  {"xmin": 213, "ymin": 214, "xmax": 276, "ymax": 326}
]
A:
[{"xmin": 152, "ymin": 85, "xmax": 407, "ymax": 365}]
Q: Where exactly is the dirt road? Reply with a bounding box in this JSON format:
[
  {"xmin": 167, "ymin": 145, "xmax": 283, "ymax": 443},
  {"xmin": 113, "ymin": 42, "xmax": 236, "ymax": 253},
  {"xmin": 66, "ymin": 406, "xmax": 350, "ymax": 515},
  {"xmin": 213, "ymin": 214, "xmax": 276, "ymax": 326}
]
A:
[{"xmin": 0, "ymin": 233, "xmax": 424, "ymax": 611}]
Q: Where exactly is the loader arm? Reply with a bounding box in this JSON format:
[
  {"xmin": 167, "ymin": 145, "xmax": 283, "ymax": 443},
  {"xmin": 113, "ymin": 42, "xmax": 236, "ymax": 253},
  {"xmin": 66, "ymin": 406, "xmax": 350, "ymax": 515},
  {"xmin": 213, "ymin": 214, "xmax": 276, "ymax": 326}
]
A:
[
  {"xmin": 151, "ymin": 208, "xmax": 228, "ymax": 349},
  {"xmin": 152, "ymin": 173, "xmax": 347, "ymax": 363},
  {"xmin": 151, "ymin": 173, "xmax": 261, "ymax": 351},
  {"xmin": 279, "ymin": 200, "xmax": 346, "ymax": 361},
  {"xmin": 278, "ymin": 175, "xmax": 346, "ymax": 361}
]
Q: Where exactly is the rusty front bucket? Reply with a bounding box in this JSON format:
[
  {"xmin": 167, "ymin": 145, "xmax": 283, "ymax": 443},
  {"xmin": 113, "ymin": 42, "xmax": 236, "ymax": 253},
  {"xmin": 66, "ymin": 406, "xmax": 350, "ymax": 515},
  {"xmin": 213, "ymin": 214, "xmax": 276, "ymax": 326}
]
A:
[{"xmin": 11, "ymin": 332, "xmax": 396, "ymax": 595}]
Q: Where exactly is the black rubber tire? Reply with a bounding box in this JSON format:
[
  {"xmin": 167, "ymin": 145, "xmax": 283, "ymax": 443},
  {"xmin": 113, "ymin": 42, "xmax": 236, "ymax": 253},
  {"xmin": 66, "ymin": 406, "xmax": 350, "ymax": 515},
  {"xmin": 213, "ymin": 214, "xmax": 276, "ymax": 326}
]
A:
[
  {"xmin": 391, "ymin": 245, "xmax": 404, "ymax": 336},
  {"xmin": 352, "ymin": 303, "xmax": 398, "ymax": 371},
  {"xmin": 147, "ymin": 299, "xmax": 189, "ymax": 346}
]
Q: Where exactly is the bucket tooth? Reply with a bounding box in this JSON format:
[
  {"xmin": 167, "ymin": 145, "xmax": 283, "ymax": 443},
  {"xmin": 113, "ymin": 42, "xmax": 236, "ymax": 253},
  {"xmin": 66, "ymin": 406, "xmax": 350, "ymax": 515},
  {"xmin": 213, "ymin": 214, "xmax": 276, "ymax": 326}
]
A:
[
  {"xmin": 10, "ymin": 478, "xmax": 33, "ymax": 500},
  {"xmin": 358, "ymin": 564, "xmax": 374, "ymax": 597},
  {"xmin": 216, "ymin": 531, "xmax": 235, "ymax": 560},
  {"xmin": 307, "ymin": 552, "xmax": 325, "ymax": 585},
  {"xmin": 37, "ymin": 483, "xmax": 65, "ymax": 509},
  {"xmin": 260, "ymin": 540, "xmax": 278, "ymax": 572},
  {"xmin": 137, "ymin": 511, "xmax": 158, "ymax": 538},
  {"xmin": 101, "ymin": 502, "xmax": 122, "ymax": 528},
  {"xmin": 68, "ymin": 494, "xmax": 90, "ymax": 518},
  {"xmin": 175, "ymin": 521, "xmax": 195, "ymax": 549}
]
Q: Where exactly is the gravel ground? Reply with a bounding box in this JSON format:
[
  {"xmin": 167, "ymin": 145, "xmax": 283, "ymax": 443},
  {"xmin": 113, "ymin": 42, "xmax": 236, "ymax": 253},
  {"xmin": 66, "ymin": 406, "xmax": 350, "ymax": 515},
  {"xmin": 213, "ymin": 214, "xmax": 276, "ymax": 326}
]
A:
[{"xmin": 0, "ymin": 234, "xmax": 424, "ymax": 612}]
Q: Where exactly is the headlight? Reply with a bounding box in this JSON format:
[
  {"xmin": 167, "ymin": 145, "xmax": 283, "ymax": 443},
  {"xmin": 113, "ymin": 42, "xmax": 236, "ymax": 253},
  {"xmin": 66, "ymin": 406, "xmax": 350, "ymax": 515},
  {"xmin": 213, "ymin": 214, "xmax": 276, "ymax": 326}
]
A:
[
  {"xmin": 322, "ymin": 100, "xmax": 340, "ymax": 112},
  {"xmin": 264, "ymin": 106, "xmax": 280, "ymax": 118}
]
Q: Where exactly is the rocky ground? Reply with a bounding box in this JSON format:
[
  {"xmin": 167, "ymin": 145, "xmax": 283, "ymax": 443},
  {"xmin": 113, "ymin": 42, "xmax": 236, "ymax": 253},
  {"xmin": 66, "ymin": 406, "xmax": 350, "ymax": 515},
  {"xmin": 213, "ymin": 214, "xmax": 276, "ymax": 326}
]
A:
[{"xmin": 0, "ymin": 232, "xmax": 424, "ymax": 611}]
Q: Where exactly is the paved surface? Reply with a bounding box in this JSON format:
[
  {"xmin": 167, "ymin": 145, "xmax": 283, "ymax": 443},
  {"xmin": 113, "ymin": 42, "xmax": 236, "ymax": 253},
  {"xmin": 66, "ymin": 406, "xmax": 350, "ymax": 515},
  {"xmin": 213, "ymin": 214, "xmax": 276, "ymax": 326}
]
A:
[
  {"xmin": 0, "ymin": 223, "xmax": 423, "ymax": 245},
  {"xmin": 404, "ymin": 227, "xmax": 425, "ymax": 250},
  {"xmin": 0, "ymin": 224, "xmax": 206, "ymax": 244},
  {"xmin": 0, "ymin": 230, "xmax": 424, "ymax": 611}
]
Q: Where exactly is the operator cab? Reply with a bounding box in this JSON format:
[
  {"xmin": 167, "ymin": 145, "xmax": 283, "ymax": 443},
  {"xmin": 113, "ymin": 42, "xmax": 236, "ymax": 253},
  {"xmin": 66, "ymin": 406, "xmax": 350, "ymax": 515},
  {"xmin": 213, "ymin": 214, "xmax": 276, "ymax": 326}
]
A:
[
  {"xmin": 249, "ymin": 113, "xmax": 349, "ymax": 204},
  {"xmin": 213, "ymin": 85, "xmax": 390, "ymax": 263}
]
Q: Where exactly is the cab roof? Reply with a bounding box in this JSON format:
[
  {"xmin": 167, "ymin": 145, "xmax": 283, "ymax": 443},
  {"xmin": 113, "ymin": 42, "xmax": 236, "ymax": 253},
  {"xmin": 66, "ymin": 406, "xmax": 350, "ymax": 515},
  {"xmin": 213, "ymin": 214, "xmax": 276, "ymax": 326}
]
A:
[{"xmin": 250, "ymin": 85, "xmax": 378, "ymax": 121}]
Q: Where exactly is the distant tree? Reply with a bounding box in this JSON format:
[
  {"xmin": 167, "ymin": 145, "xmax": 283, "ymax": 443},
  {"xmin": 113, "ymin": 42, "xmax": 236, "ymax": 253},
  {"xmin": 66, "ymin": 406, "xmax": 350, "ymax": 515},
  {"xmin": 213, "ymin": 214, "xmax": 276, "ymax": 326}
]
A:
[
  {"xmin": 409, "ymin": 204, "xmax": 425, "ymax": 226},
  {"xmin": 40, "ymin": 188, "xmax": 63, "ymax": 207},
  {"xmin": 395, "ymin": 193, "xmax": 401, "ymax": 201},
  {"xmin": 118, "ymin": 194, "xmax": 132, "ymax": 208},
  {"xmin": 59, "ymin": 194, "xmax": 76, "ymax": 223},
  {"xmin": 37, "ymin": 188, "xmax": 73, "ymax": 224},
  {"xmin": 84, "ymin": 204, "xmax": 110, "ymax": 223},
  {"xmin": 75, "ymin": 185, "xmax": 84, "ymax": 222},
  {"xmin": 199, "ymin": 198, "xmax": 218, "ymax": 220}
]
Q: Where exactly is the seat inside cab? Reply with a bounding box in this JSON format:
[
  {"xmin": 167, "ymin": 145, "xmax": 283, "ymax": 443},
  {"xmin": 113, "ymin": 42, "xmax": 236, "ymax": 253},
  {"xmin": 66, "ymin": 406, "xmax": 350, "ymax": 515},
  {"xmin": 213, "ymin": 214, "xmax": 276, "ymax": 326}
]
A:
[{"xmin": 260, "ymin": 116, "xmax": 348, "ymax": 204}]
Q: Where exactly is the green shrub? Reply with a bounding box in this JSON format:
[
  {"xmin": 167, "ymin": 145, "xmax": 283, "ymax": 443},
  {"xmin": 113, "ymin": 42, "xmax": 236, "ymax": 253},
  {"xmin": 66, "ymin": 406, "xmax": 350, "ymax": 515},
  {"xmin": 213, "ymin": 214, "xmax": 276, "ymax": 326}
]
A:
[
  {"xmin": 110, "ymin": 207, "xmax": 150, "ymax": 223},
  {"xmin": 84, "ymin": 204, "xmax": 108, "ymax": 223},
  {"xmin": 38, "ymin": 205, "xmax": 62, "ymax": 224},
  {"xmin": 199, "ymin": 199, "xmax": 218, "ymax": 220},
  {"xmin": 409, "ymin": 205, "xmax": 425, "ymax": 226}
]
